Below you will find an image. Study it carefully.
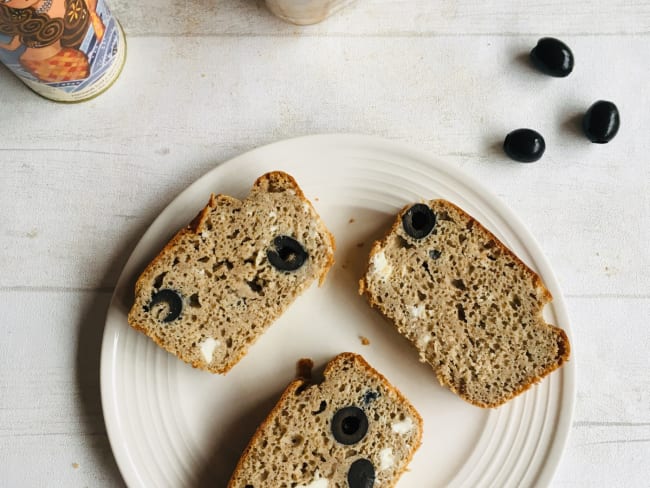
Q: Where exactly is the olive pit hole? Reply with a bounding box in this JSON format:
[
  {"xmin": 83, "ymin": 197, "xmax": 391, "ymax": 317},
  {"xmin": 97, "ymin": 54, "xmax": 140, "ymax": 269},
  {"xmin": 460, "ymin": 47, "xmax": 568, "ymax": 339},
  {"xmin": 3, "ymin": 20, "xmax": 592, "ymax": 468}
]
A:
[
  {"xmin": 149, "ymin": 289, "xmax": 183, "ymax": 323},
  {"xmin": 331, "ymin": 406, "xmax": 368, "ymax": 445},
  {"xmin": 267, "ymin": 236, "xmax": 308, "ymax": 271}
]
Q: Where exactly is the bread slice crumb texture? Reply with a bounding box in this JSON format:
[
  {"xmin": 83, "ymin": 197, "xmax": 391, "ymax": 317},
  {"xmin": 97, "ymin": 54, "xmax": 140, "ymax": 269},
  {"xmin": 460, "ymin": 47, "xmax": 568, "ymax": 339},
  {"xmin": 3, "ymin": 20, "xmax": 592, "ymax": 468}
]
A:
[
  {"xmin": 127, "ymin": 171, "xmax": 335, "ymax": 374},
  {"xmin": 228, "ymin": 353, "xmax": 422, "ymax": 488},
  {"xmin": 359, "ymin": 199, "xmax": 570, "ymax": 408}
]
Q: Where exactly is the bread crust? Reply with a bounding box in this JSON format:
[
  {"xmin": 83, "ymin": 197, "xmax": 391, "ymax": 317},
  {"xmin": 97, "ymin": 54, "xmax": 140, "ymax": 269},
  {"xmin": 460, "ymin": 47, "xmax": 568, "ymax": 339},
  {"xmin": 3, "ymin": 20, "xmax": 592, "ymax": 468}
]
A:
[
  {"xmin": 359, "ymin": 199, "xmax": 570, "ymax": 408},
  {"xmin": 228, "ymin": 352, "xmax": 423, "ymax": 487}
]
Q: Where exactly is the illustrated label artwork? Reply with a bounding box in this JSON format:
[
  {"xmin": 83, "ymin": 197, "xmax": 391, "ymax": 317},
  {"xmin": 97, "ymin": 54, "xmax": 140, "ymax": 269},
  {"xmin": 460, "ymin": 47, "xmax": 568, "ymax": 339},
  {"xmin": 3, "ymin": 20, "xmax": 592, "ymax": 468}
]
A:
[{"xmin": 0, "ymin": 0, "xmax": 125, "ymax": 101}]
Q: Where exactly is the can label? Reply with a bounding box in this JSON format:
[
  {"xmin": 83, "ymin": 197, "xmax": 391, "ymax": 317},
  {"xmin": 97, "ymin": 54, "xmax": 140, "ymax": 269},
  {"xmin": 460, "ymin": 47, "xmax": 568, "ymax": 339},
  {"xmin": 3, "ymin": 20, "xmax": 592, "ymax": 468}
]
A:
[{"xmin": 0, "ymin": 0, "xmax": 125, "ymax": 102}]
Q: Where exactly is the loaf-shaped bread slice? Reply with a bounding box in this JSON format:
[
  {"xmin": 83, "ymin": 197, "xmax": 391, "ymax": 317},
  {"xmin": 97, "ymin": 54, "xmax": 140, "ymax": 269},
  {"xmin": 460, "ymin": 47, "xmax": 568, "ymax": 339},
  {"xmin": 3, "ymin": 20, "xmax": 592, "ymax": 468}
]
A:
[
  {"xmin": 228, "ymin": 353, "xmax": 423, "ymax": 488},
  {"xmin": 128, "ymin": 171, "xmax": 335, "ymax": 374},
  {"xmin": 359, "ymin": 200, "xmax": 570, "ymax": 408}
]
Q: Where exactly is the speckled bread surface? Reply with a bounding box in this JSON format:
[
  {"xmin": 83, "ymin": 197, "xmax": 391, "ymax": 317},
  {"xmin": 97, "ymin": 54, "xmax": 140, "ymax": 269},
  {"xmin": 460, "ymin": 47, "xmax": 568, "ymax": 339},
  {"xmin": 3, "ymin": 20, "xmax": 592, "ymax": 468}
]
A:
[
  {"xmin": 359, "ymin": 199, "xmax": 570, "ymax": 408},
  {"xmin": 127, "ymin": 171, "xmax": 335, "ymax": 374},
  {"xmin": 228, "ymin": 353, "xmax": 423, "ymax": 488}
]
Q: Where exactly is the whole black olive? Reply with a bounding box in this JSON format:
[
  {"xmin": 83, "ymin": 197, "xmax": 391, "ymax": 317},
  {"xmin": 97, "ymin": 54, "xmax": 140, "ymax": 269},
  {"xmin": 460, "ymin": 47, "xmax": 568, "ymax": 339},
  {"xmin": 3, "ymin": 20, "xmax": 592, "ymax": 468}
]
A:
[
  {"xmin": 530, "ymin": 37, "xmax": 574, "ymax": 77},
  {"xmin": 347, "ymin": 458, "xmax": 375, "ymax": 488},
  {"xmin": 503, "ymin": 128, "xmax": 546, "ymax": 163},
  {"xmin": 582, "ymin": 100, "xmax": 620, "ymax": 143},
  {"xmin": 402, "ymin": 204, "xmax": 436, "ymax": 239},
  {"xmin": 267, "ymin": 236, "xmax": 308, "ymax": 271},
  {"xmin": 149, "ymin": 289, "xmax": 183, "ymax": 322},
  {"xmin": 331, "ymin": 406, "xmax": 368, "ymax": 445}
]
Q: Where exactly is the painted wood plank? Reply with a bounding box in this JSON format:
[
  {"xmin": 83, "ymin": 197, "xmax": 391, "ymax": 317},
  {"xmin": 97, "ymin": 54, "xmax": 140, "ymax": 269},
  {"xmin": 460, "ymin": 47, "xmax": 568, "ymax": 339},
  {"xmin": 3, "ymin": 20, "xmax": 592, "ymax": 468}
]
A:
[
  {"xmin": 0, "ymin": 290, "xmax": 122, "ymax": 486},
  {"xmin": 107, "ymin": 0, "xmax": 650, "ymax": 37},
  {"xmin": 0, "ymin": 435, "xmax": 125, "ymax": 488}
]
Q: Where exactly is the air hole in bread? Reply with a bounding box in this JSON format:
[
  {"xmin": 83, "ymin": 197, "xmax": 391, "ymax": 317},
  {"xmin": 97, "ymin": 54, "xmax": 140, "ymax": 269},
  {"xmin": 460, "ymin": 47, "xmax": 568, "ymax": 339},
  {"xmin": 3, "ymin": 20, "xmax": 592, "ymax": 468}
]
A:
[
  {"xmin": 510, "ymin": 295, "xmax": 521, "ymax": 309},
  {"xmin": 266, "ymin": 180, "xmax": 286, "ymax": 193},
  {"xmin": 189, "ymin": 293, "xmax": 201, "ymax": 308},
  {"xmin": 247, "ymin": 280, "xmax": 263, "ymax": 294},
  {"xmin": 457, "ymin": 304, "xmax": 467, "ymax": 322},
  {"xmin": 312, "ymin": 400, "xmax": 327, "ymax": 415},
  {"xmin": 451, "ymin": 279, "xmax": 466, "ymax": 291},
  {"xmin": 153, "ymin": 272, "xmax": 167, "ymax": 289},
  {"xmin": 397, "ymin": 235, "xmax": 415, "ymax": 249},
  {"xmin": 421, "ymin": 262, "xmax": 434, "ymax": 281}
]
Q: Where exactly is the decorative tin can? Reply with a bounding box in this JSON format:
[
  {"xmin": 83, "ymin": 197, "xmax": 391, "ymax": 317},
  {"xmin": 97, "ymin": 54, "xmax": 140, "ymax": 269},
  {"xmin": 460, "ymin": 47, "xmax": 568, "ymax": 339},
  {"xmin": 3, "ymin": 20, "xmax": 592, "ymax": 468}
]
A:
[
  {"xmin": 0, "ymin": 0, "xmax": 125, "ymax": 102},
  {"xmin": 265, "ymin": 0, "xmax": 355, "ymax": 25}
]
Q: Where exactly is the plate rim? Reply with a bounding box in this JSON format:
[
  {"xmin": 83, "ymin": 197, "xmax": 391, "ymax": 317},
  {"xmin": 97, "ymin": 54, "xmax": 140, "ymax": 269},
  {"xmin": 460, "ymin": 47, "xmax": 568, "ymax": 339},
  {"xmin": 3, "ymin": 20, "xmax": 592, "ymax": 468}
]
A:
[{"xmin": 100, "ymin": 133, "xmax": 576, "ymax": 487}]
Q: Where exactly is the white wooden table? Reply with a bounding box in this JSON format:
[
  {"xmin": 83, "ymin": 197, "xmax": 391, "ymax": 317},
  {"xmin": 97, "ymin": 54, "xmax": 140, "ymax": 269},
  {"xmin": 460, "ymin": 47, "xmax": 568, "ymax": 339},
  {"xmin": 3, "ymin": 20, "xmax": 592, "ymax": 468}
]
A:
[{"xmin": 1, "ymin": 1, "xmax": 649, "ymax": 486}]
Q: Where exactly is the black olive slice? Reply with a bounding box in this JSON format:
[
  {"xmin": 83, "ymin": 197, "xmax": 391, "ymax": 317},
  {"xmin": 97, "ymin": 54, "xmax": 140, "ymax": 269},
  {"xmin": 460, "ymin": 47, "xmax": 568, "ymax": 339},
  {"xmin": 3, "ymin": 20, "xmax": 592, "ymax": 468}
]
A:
[
  {"xmin": 362, "ymin": 390, "xmax": 379, "ymax": 405},
  {"xmin": 331, "ymin": 406, "xmax": 368, "ymax": 445},
  {"xmin": 402, "ymin": 204, "xmax": 436, "ymax": 239},
  {"xmin": 347, "ymin": 458, "xmax": 375, "ymax": 488},
  {"xmin": 149, "ymin": 289, "xmax": 183, "ymax": 323},
  {"xmin": 267, "ymin": 236, "xmax": 308, "ymax": 271}
]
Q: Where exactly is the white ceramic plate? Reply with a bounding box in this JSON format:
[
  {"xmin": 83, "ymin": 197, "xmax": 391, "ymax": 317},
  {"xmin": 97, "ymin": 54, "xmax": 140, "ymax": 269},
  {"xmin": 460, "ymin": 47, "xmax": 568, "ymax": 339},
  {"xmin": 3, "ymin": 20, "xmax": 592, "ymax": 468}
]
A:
[{"xmin": 101, "ymin": 134, "xmax": 575, "ymax": 488}]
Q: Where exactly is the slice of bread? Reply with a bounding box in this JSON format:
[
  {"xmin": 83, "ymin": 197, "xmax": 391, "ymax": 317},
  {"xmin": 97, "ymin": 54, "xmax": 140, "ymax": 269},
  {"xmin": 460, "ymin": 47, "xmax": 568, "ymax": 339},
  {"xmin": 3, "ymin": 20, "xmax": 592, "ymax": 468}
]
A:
[
  {"xmin": 228, "ymin": 353, "xmax": 423, "ymax": 488},
  {"xmin": 127, "ymin": 171, "xmax": 335, "ymax": 374},
  {"xmin": 359, "ymin": 199, "xmax": 570, "ymax": 408}
]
